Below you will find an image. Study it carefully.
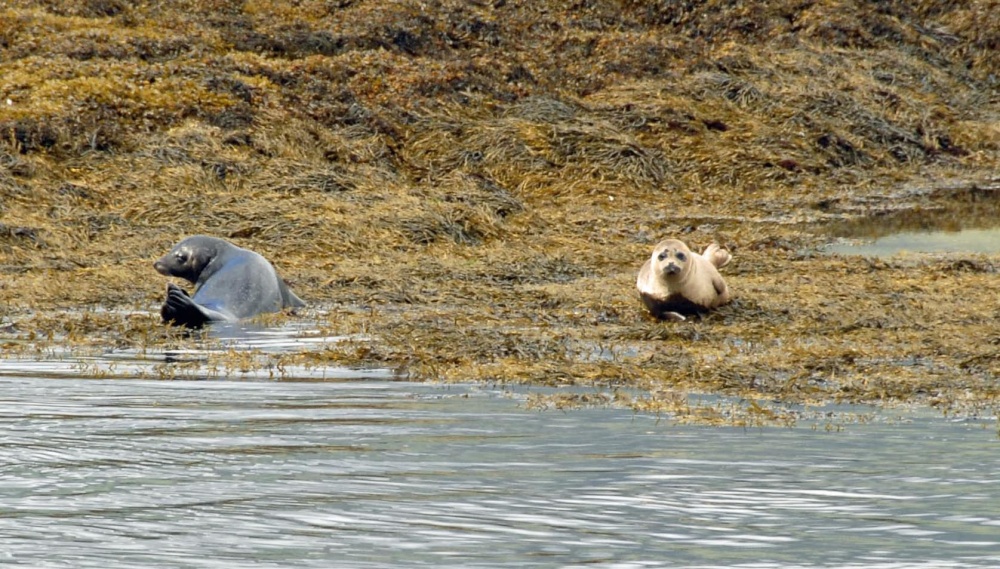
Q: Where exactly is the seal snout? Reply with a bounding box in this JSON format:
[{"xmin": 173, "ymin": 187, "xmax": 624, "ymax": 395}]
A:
[
  {"xmin": 662, "ymin": 262, "xmax": 681, "ymax": 275},
  {"xmin": 153, "ymin": 258, "xmax": 170, "ymax": 276}
]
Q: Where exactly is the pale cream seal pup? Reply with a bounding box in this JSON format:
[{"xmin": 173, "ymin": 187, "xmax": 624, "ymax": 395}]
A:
[{"xmin": 636, "ymin": 238, "xmax": 732, "ymax": 321}]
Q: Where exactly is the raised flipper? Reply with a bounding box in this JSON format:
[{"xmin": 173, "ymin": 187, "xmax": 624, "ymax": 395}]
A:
[
  {"xmin": 278, "ymin": 278, "xmax": 306, "ymax": 309},
  {"xmin": 702, "ymin": 243, "xmax": 732, "ymax": 269},
  {"xmin": 161, "ymin": 283, "xmax": 231, "ymax": 328}
]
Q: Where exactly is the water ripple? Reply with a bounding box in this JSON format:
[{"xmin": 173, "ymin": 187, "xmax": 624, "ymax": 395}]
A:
[{"xmin": 0, "ymin": 377, "xmax": 998, "ymax": 568}]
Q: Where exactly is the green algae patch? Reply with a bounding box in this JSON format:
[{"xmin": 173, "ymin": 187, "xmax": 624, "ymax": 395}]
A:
[{"xmin": 1, "ymin": 1, "xmax": 999, "ymax": 425}]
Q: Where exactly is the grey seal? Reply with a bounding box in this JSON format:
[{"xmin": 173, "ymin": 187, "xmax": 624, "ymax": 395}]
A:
[
  {"xmin": 153, "ymin": 235, "xmax": 305, "ymax": 328},
  {"xmin": 636, "ymin": 238, "xmax": 732, "ymax": 321}
]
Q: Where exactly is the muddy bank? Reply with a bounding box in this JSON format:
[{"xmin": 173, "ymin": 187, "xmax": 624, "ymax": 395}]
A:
[{"xmin": 1, "ymin": 1, "xmax": 998, "ymax": 423}]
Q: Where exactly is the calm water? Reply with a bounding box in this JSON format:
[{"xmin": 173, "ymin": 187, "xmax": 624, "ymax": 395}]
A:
[
  {"xmin": 2, "ymin": 374, "xmax": 999, "ymax": 568},
  {"xmin": 825, "ymin": 228, "xmax": 1000, "ymax": 257},
  {"xmin": 822, "ymin": 181, "xmax": 1000, "ymax": 258}
]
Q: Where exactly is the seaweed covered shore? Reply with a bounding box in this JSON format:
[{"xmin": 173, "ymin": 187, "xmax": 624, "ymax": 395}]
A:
[{"xmin": 1, "ymin": 1, "xmax": 998, "ymax": 424}]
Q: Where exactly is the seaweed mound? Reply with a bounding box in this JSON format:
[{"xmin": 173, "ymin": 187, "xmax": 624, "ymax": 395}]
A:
[{"xmin": 1, "ymin": 1, "xmax": 997, "ymax": 421}]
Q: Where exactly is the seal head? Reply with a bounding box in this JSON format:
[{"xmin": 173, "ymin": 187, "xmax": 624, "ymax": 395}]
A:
[
  {"xmin": 154, "ymin": 237, "xmax": 221, "ymax": 284},
  {"xmin": 636, "ymin": 238, "xmax": 732, "ymax": 320},
  {"xmin": 154, "ymin": 235, "xmax": 305, "ymax": 328}
]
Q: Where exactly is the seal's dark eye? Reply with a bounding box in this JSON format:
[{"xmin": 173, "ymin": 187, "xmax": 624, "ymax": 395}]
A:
[
  {"xmin": 657, "ymin": 251, "xmax": 668, "ymax": 261},
  {"xmin": 676, "ymin": 252, "xmax": 686, "ymax": 262},
  {"xmin": 175, "ymin": 252, "xmax": 188, "ymax": 263}
]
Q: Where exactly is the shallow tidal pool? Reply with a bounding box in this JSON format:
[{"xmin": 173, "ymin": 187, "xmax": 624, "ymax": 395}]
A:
[
  {"xmin": 822, "ymin": 181, "xmax": 1000, "ymax": 258},
  {"xmin": 825, "ymin": 227, "xmax": 1000, "ymax": 257}
]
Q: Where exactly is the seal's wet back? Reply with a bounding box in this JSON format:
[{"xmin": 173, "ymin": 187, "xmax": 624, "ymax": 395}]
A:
[{"xmin": 154, "ymin": 235, "xmax": 305, "ymax": 328}]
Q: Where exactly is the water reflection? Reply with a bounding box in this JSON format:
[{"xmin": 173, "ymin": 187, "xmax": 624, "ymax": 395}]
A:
[
  {"xmin": 822, "ymin": 181, "xmax": 1000, "ymax": 257},
  {"xmin": 0, "ymin": 320, "xmax": 394, "ymax": 382},
  {"xmin": 1, "ymin": 377, "xmax": 998, "ymax": 568},
  {"xmin": 826, "ymin": 227, "xmax": 1000, "ymax": 256}
]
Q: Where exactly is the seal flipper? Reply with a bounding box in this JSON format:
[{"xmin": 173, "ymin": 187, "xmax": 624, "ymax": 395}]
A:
[
  {"xmin": 161, "ymin": 283, "xmax": 211, "ymax": 328},
  {"xmin": 278, "ymin": 279, "xmax": 306, "ymax": 309},
  {"xmin": 702, "ymin": 243, "xmax": 732, "ymax": 269},
  {"xmin": 162, "ymin": 284, "xmax": 238, "ymax": 327},
  {"xmin": 161, "ymin": 283, "xmax": 234, "ymax": 328}
]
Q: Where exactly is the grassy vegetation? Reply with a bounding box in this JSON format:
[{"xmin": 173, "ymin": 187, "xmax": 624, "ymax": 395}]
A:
[{"xmin": 1, "ymin": 1, "xmax": 998, "ymax": 424}]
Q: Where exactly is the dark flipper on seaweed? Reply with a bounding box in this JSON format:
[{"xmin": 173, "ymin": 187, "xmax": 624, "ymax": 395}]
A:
[{"xmin": 161, "ymin": 283, "xmax": 210, "ymax": 329}]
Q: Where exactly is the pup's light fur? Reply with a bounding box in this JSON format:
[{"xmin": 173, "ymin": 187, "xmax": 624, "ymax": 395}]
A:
[{"xmin": 636, "ymin": 238, "xmax": 732, "ymax": 321}]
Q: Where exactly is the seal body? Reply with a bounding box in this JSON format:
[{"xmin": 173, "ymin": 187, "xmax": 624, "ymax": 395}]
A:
[
  {"xmin": 154, "ymin": 235, "xmax": 305, "ymax": 328},
  {"xmin": 636, "ymin": 238, "xmax": 732, "ymax": 321}
]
